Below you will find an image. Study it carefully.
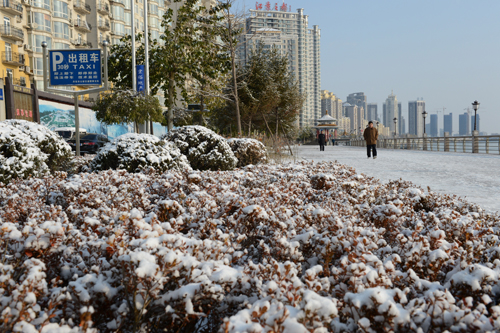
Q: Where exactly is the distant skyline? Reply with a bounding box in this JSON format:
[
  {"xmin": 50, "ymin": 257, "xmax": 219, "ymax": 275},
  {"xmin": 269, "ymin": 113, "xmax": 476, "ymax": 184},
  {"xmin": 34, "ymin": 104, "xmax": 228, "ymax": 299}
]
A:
[{"xmin": 237, "ymin": 0, "xmax": 499, "ymax": 133}]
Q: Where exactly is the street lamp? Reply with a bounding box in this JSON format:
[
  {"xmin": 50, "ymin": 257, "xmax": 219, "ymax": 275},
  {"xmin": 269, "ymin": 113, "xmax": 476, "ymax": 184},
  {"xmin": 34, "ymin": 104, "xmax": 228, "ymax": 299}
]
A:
[
  {"xmin": 422, "ymin": 110, "xmax": 428, "ymax": 135},
  {"xmin": 472, "ymin": 100, "xmax": 480, "ymax": 131},
  {"xmin": 393, "ymin": 117, "xmax": 398, "ymax": 137}
]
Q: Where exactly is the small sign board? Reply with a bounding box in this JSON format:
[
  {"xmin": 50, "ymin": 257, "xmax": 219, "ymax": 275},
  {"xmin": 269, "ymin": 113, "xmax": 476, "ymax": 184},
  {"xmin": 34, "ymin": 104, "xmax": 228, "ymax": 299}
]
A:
[
  {"xmin": 0, "ymin": 88, "xmax": 3, "ymax": 100},
  {"xmin": 136, "ymin": 65, "xmax": 145, "ymax": 92},
  {"xmin": 49, "ymin": 49, "xmax": 102, "ymax": 86}
]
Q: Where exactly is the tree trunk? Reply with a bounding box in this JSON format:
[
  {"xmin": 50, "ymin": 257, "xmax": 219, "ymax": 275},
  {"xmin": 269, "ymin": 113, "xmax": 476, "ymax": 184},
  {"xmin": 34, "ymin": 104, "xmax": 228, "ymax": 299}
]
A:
[
  {"xmin": 167, "ymin": 72, "xmax": 174, "ymax": 131},
  {"xmin": 228, "ymin": 17, "xmax": 242, "ymax": 137}
]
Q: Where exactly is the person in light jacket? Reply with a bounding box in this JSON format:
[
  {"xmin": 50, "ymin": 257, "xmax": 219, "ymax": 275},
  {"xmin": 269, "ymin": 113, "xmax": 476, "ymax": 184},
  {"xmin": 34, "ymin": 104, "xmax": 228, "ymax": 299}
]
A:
[{"xmin": 363, "ymin": 121, "xmax": 378, "ymax": 159}]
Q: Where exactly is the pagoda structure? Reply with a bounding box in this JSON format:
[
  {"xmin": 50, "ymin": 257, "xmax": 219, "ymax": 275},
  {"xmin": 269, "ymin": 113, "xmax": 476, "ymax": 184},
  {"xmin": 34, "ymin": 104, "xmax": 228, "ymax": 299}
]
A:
[{"xmin": 314, "ymin": 111, "xmax": 339, "ymax": 139}]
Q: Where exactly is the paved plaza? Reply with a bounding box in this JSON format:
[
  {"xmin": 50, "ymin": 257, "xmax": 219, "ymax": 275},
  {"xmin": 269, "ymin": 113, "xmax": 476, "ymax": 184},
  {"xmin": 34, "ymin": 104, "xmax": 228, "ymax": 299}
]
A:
[{"xmin": 297, "ymin": 145, "xmax": 500, "ymax": 213}]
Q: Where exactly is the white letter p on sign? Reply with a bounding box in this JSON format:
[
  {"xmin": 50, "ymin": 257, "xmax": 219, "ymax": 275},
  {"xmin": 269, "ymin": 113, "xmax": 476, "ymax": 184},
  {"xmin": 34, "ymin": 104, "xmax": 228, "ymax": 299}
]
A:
[{"xmin": 52, "ymin": 52, "xmax": 63, "ymax": 71}]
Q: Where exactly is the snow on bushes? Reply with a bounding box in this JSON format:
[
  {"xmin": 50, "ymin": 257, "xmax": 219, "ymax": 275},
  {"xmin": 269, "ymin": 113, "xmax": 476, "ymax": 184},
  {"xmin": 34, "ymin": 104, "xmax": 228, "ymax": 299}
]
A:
[
  {"xmin": 0, "ymin": 124, "xmax": 48, "ymax": 184},
  {"xmin": 1, "ymin": 161, "xmax": 500, "ymax": 332},
  {"xmin": 1, "ymin": 120, "xmax": 72, "ymax": 173},
  {"xmin": 90, "ymin": 133, "xmax": 191, "ymax": 173},
  {"xmin": 227, "ymin": 138, "xmax": 267, "ymax": 167},
  {"xmin": 162, "ymin": 125, "xmax": 237, "ymax": 171}
]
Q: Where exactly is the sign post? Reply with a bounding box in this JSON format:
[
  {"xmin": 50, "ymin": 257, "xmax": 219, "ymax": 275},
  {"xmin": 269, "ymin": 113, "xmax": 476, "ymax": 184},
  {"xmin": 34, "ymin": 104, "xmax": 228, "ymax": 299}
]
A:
[{"xmin": 42, "ymin": 41, "xmax": 109, "ymax": 156}]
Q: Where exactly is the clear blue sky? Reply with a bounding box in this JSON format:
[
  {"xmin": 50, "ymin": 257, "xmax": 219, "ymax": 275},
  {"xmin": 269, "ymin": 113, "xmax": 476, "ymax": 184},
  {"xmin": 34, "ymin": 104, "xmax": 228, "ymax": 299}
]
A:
[{"xmin": 237, "ymin": 0, "xmax": 500, "ymax": 134}]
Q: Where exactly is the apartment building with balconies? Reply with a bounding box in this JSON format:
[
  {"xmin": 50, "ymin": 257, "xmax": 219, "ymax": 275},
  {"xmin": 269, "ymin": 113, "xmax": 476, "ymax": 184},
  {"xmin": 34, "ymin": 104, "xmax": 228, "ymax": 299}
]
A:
[{"xmin": 0, "ymin": 0, "xmax": 31, "ymax": 87}]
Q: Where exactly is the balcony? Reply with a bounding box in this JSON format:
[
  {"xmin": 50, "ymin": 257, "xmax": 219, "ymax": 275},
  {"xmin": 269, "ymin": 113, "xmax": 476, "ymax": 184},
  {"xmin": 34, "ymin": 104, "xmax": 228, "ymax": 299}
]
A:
[
  {"xmin": 73, "ymin": 0, "xmax": 91, "ymax": 14},
  {"xmin": 97, "ymin": 1, "xmax": 109, "ymax": 15},
  {"xmin": 74, "ymin": 19, "xmax": 91, "ymax": 32},
  {"xmin": 98, "ymin": 20, "xmax": 110, "ymax": 31},
  {"xmin": 109, "ymin": 0, "xmax": 124, "ymax": 6},
  {"xmin": 0, "ymin": 25, "xmax": 24, "ymax": 41},
  {"xmin": 74, "ymin": 40, "xmax": 92, "ymax": 48},
  {"xmin": 0, "ymin": 0, "xmax": 22, "ymax": 15},
  {"xmin": 2, "ymin": 51, "xmax": 25, "ymax": 66}
]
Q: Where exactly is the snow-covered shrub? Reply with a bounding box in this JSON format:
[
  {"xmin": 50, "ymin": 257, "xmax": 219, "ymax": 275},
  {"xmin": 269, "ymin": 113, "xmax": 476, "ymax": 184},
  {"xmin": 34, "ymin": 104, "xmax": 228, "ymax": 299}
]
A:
[
  {"xmin": 162, "ymin": 125, "xmax": 237, "ymax": 171},
  {"xmin": 1, "ymin": 120, "xmax": 72, "ymax": 173},
  {"xmin": 227, "ymin": 138, "xmax": 267, "ymax": 167},
  {"xmin": 0, "ymin": 125, "xmax": 48, "ymax": 184},
  {"xmin": 90, "ymin": 133, "xmax": 190, "ymax": 173},
  {"xmin": 69, "ymin": 155, "xmax": 93, "ymax": 174},
  {"xmin": 1, "ymin": 161, "xmax": 500, "ymax": 331}
]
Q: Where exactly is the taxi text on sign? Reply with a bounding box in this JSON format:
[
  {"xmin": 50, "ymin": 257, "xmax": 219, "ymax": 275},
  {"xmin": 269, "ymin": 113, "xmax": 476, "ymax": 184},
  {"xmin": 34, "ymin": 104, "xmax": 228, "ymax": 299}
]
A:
[{"xmin": 49, "ymin": 49, "xmax": 102, "ymax": 86}]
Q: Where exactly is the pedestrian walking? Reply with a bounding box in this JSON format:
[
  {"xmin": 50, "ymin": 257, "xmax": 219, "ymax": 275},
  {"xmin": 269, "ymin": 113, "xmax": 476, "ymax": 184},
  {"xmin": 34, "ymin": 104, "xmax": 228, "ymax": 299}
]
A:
[
  {"xmin": 331, "ymin": 134, "xmax": 335, "ymax": 146},
  {"xmin": 363, "ymin": 121, "xmax": 378, "ymax": 159},
  {"xmin": 318, "ymin": 130, "xmax": 326, "ymax": 151}
]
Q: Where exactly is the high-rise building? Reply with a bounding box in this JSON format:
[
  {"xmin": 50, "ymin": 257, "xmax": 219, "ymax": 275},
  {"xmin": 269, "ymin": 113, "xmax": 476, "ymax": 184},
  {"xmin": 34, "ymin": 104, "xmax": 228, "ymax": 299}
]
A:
[
  {"xmin": 471, "ymin": 115, "xmax": 480, "ymax": 132},
  {"xmin": 343, "ymin": 103, "xmax": 358, "ymax": 132},
  {"xmin": 357, "ymin": 106, "xmax": 365, "ymax": 133},
  {"xmin": 401, "ymin": 117, "xmax": 405, "ymax": 135},
  {"xmin": 382, "ymin": 104, "xmax": 386, "ymax": 125},
  {"xmin": 346, "ymin": 92, "xmax": 366, "ymax": 118},
  {"xmin": 459, "ymin": 112, "xmax": 470, "ymax": 135},
  {"xmin": 242, "ymin": 28, "xmax": 298, "ymax": 82},
  {"xmin": 398, "ymin": 102, "xmax": 403, "ymax": 134},
  {"xmin": 430, "ymin": 114, "xmax": 438, "ymax": 137},
  {"xmin": 408, "ymin": 99, "xmax": 426, "ymax": 136},
  {"xmin": 443, "ymin": 113, "xmax": 453, "ymax": 135},
  {"xmin": 366, "ymin": 103, "xmax": 377, "ymax": 122},
  {"xmin": 384, "ymin": 91, "xmax": 398, "ymax": 134},
  {"xmin": 243, "ymin": 7, "xmax": 321, "ymax": 128},
  {"xmin": 321, "ymin": 90, "xmax": 342, "ymax": 119},
  {"xmin": 337, "ymin": 117, "xmax": 350, "ymax": 135}
]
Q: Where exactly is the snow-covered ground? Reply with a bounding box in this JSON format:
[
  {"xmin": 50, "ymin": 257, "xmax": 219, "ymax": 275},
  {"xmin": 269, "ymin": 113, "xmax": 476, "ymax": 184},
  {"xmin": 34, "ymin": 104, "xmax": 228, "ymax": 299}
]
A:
[{"xmin": 298, "ymin": 145, "xmax": 500, "ymax": 213}]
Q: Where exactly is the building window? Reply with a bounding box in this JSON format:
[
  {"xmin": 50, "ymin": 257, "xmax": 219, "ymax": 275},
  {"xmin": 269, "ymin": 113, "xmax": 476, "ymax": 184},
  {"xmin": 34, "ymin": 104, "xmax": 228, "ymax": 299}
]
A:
[
  {"xmin": 53, "ymin": 0, "xmax": 69, "ymax": 19},
  {"xmin": 149, "ymin": 16, "xmax": 158, "ymax": 28},
  {"xmin": 54, "ymin": 42, "xmax": 69, "ymax": 49},
  {"xmin": 32, "ymin": 0, "xmax": 50, "ymax": 10},
  {"xmin": 32, "ymin": 34, "xmax": 52, "ymax": 52},
  {"xmin": 5, "ymin": 42, "xmax": 12, "ymax": 61},
  {"xmin": 148, "ymin": 3, "xmax": 158, "ymax": 15},
  {"xmin": 33, "ymin": 12, "xmax": 52, "ymax": 32},
  {"xmin": 151, "ymin": 29, "xmax": 159, "ymax": 40},
  {"xmin": 112, "ymin": 5, "xmax": 125, "ymax": 21},
  {"xmin": 112, "ymin": 22, "xmax": 125, "ymax": 36},
  {"xmin": 53, "ymin": 22, "xmax": 69, "ymax": 39},
  {"xmin": 34, "ymin": 57, "xmax": 43, "ymax": 75}
]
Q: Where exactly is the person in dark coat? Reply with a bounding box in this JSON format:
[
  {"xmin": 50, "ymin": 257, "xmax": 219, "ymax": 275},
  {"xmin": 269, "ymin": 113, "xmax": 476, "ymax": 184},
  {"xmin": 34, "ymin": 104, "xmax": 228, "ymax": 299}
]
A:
[
  {"xmin": 363, "ymin": 121, "xmax": 378, "ymax": 159},
  {"xmin": 318, "ymin": 130, "xmax": 326, "ymax": 151}
]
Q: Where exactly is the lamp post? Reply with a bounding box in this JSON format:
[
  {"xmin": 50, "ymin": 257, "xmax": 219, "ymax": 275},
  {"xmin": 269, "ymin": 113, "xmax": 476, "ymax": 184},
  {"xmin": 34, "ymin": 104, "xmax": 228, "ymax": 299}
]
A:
[
  {"xmin": 422, "ymin": 111, "xmax": 428, "ymax": 135},
  {"xmin": 393, "ymin": 117, "xmax": 397, "ymax": 137},
  {"xmin": 472, "ymin": 100, "xmax": 480, "ymax": 131}
]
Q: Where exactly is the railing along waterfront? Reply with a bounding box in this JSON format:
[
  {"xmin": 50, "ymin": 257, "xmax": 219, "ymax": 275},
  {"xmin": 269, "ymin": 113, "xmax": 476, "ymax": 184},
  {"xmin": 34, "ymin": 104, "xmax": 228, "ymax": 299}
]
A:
[{"xmin": 350, "ymin": 133, "xmax": 500, "ymax": 155}]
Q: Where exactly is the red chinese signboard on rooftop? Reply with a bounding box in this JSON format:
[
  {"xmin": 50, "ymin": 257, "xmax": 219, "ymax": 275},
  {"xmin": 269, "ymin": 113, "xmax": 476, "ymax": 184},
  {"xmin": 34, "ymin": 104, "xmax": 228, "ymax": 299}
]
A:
[{"xmin": 255, "ymin": 2, "xmax": 290, "ymax": 11}]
